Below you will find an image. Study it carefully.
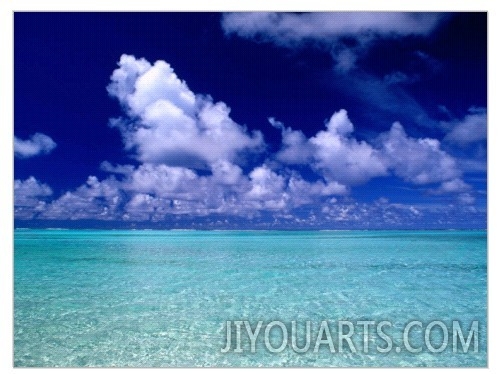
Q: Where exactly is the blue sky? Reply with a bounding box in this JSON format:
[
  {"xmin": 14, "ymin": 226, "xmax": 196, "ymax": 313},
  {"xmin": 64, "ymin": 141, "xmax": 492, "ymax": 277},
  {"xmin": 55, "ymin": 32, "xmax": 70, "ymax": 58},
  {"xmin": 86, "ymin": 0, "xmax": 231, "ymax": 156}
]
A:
[{"xmin": 13, "ymin": 12, "xmax": 487, "ymax": 229}]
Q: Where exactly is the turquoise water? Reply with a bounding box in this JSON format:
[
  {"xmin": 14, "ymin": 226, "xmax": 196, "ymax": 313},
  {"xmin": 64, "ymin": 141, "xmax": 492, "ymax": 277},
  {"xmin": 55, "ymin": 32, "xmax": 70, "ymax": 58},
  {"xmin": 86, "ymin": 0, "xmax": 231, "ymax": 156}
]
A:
[{"xmin": 14, "ymin": 229, "xmax": 487, "ymax": 367}]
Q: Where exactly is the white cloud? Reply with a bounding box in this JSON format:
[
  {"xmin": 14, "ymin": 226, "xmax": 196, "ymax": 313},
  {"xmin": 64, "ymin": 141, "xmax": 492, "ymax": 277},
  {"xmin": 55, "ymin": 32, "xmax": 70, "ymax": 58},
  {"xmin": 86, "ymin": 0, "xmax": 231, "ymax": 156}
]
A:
[
  {"xmin": 107, "ymin": 54, "xmax": 263, "ymax": 168},
  {"xmin": 15, "ymin": 51, "xmax": 477, "ymax": 225},
  {"xmin": 99, "ymin": 161, "xmax": 135, "ymax": 175},
  {"xmin": 426, "ymin": 178, "xmax": 475, "ymax": 206},
  {"xmin": 14, "ymin": 176, "xmax": 52, "ymax": 198},
  {"xmin": 444, "ymin": 107, "xmax": 487, "ymax": 145},
  {"xmin": 246, "ymin": 165, "xmax": 287, "ymax": 202},
  {"xmin": 210, "ymin": 159, "xmax": 244, "ymax": 185},
  {"xmin": 35, "ymin": 159, "xmax": 354, "ymax": 221},
  {"xmin": 14, "ymin": 177, "xmax": 53, "ymax": 219},
  {"xmin": 309, "ymin": 110, "xmax": 388, "ymax": 185},
  {"xmin": 458, "ymin": 192, "xmax": 475, "ymax": 205},
  {"xmin": 41, "ymin": 176, "xmax": 122, "ymax": 220},
  {"xmin": 25, "ymin": 106, "xmax": 467, "ymax": 223},
  {"xmin": 104, "ymin": 55, "xmax": 465, "ymax": 212},
  {"xmin": 273, "ymin": 110, "xmax": 388, "ymax": 185},
  {"xmin": 433, "ymin": 178, "xmax": 471, "ymax": 194},
  {"xmin": 321, "ymin": 200, "xmax": 427, "ymax": 224},
  {"xmin": 269, "ymin": 117, "xmax": 314, "ymax": 164},
  {"xmin": 242, "ymin": 165, "xmax": 349, "ymax": 211},
  {"xmin": 222, "ymin": 12, "xmax": 445, "ymax": 72},
  {"xmin": 288, "ymin": 176, "xmax": 348, "ymax": 200},
  {"xmin": 125, "ymin": 163, "xmax": 199, "ymax": 199},
  {"xmin": 221, "ymin": 12, "xmax": 444, "ymax": 45},
  {"xmin": 379, "ymin": 122, "xmax": 460, "ymax": 184},
  {"xmin": 14, "ymin": 133, "xmax": 56, "ymax": 158},
  {"xmin": 20, "ymin": 161, "xmax": 480, "ymax": 225},
  {"xmin": 124, "ymin": 193, "xmax": 174, "ymax": 222},
  {"xmin": 273, "ymin": 110, "xmax": 461, "ymax": 187}
]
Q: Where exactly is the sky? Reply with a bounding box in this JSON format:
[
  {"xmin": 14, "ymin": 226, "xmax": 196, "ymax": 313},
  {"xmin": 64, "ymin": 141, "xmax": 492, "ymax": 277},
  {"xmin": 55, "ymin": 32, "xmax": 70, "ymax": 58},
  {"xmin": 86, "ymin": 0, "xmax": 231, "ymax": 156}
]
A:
[{"xmin": 13, "ymin": 12, "xmax": 487, "ymax": 229}]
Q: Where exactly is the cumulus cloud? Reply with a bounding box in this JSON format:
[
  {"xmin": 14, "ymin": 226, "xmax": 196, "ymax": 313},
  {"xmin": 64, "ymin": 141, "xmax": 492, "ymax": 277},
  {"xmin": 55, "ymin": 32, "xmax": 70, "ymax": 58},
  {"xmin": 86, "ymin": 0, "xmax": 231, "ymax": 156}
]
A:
[
  {"xmin": 288, "ymin": 176, "xmax": 348, "ymax": 199},
  {"xmin": 14, "ymin": 133, "xmax": 56, "ymax": 158},
  {"xmin": 14, "ymin": 177, "xmax": 53, "ymax": 219},
  {"xmin": 17, "ymin": 109, "xmax": 468, "ymax": 224},
  {"xmin": 125, "ymin": 164, "xmax": 200, "ymax": 199},
  {"xmin": 444, "ymin": 107, "xmax": 487, "ymax": 145},
  {"xmin": 309, "ymin": 110, "xmax": 388, "ymax": 185},
  {"xmin": 379, "ymin": 122, "xmax": 460, "ymax": 184},
  {"xmin": 14, "ymin": 176, "xmax": 52, "ymax": 201},
  {"xmin": 15, "ymin": 53, "xmax": 477, "ymax": 226},
  {"xmin": 210, "ymin": 159, "xmax": 244, "ymax": 185},
  {"xmin": 273, "ymin": 109, "xmax": 460, "ymax": 187},
  {"xmin": 41, "ymin": 176, "xmax": 122, "ymax": 220},
  {"xmin": 18, "ymin": 162, "xmax": 479, "ymax": 226},
  {"xmin": 269, "ymin": 117, "xmax": 314, "ymax": 164},
  {"xmin": 35, "ymin": 159, "xmax": 352, "ymax": 222},
  {"xmin": 107, "ymin": 54, "xmax": 263, "ymax": 168},
  {"xmin": 426, "ymin": 178, "xmax": 475, "ymax": 206}
]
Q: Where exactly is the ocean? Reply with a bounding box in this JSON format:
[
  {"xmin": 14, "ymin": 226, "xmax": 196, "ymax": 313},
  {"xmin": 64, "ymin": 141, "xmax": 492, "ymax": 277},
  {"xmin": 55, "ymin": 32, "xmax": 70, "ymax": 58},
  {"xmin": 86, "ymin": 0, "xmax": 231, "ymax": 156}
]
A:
[{"xmin": 14, "ymin": 229, "xmax": 487, "ymax": 367}]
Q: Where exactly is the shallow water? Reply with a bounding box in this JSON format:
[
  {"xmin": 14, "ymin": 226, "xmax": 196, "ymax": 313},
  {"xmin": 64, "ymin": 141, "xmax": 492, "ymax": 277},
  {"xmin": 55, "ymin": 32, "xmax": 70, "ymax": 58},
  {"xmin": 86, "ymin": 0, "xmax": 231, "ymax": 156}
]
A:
[{"xmin": 14, "ymin": 229, "xmax": 487, "ymax": 367}]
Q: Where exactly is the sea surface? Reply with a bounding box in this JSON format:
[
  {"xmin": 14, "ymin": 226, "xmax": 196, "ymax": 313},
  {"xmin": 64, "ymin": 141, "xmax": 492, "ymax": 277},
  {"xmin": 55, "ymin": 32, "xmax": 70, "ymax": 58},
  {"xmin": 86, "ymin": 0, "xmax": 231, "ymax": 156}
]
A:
[{"xmin": 14, "ymin": 229, "xmax": 487, "ymax": 367}]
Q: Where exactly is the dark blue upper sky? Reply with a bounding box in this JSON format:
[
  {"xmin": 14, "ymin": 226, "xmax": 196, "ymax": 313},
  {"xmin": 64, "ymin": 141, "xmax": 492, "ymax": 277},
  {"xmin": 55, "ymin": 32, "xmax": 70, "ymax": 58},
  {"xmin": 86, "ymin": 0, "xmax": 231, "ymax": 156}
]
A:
[{"xmin": 14, "ymin": 12, "xmax": 487, "ymax": 229}]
